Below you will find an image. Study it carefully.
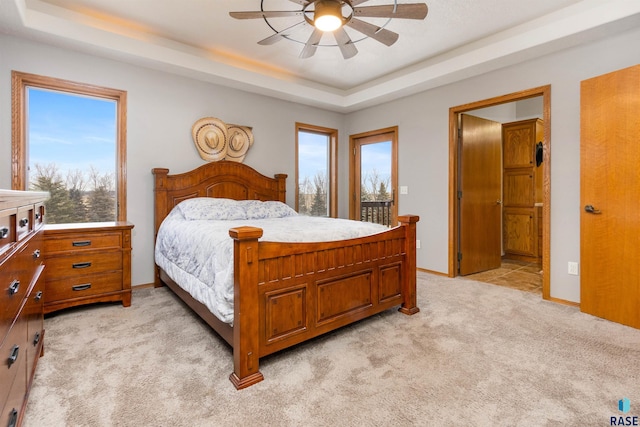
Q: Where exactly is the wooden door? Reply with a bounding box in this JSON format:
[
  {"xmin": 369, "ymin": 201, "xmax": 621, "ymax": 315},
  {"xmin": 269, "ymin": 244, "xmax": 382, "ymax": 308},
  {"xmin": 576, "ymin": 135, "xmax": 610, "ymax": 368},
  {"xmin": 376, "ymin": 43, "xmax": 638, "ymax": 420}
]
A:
[
  {"xmin": 458, "ymin": 114, "xmax": 502, "ymax": 275},
  {"xmin": 580, "ymin": 64, "xmax": 640, "ymax": 328},
  {"xmin": 349, "ymin": 128, "xmax": 398, "ymax": 227}
]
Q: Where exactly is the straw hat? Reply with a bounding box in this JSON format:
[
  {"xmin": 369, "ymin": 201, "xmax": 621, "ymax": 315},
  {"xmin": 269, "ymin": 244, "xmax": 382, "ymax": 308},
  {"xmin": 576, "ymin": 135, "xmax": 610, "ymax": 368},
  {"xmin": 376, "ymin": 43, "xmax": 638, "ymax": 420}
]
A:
[
  {"xmin": 225, "ymin": 124, "xmax": 254, "ymax": 163},
  {"xmin": 192, "ymin": 117, "xmax": 228, "ymax": 161}
]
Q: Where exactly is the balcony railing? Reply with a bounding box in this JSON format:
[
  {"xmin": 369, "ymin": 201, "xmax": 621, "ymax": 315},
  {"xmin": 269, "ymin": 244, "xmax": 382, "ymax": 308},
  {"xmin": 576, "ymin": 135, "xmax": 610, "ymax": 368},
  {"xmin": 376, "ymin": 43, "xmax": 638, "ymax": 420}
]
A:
[{"xmin": 361, "ymin": 200, "xmax": 392, "ymax": 227}]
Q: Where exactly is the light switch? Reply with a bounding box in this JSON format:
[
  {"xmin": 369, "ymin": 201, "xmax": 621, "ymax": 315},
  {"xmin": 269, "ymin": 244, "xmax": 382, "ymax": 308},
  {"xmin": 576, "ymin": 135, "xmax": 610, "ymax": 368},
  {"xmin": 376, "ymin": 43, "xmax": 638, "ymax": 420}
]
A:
[{"xmin": 400, "ymin": 186, "xmax": 408, "ymax": 195}]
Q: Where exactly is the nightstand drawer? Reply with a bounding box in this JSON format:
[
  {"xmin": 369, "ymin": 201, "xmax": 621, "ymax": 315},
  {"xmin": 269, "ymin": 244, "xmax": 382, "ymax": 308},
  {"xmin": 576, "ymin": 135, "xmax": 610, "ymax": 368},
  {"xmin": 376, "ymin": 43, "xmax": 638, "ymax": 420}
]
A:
[
  {"xmin": 45, "ymin": 251, "xmax": 122, "ymax": 278},
  {"xmin": 45, "ymin": 272, "xmax": 123, "ymax": 302},
  {"xmin": 45, "ymin": 233, "xmax": 122, "ymax": 253}
]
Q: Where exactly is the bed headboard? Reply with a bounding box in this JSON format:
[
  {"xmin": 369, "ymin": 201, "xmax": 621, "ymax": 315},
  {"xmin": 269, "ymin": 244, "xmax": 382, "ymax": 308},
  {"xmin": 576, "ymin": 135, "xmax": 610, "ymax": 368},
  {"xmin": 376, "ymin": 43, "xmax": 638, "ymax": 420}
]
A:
[{"xmin": 152, "ymin": 161, "xmax": 287, "ymax": 238}]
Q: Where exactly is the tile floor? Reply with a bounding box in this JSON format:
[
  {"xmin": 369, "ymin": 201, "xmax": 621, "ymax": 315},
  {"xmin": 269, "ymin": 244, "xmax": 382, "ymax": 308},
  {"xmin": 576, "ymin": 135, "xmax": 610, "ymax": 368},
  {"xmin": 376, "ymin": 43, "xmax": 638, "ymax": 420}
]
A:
[{"xmin": 462, "ymin": 259, "xmax": 542, "ymax": 294}]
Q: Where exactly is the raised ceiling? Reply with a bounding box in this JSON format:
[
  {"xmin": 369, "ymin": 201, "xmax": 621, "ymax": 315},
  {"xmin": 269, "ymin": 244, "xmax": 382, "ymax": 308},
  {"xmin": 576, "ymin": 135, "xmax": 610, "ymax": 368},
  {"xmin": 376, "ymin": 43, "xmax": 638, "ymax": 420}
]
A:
[{"xmin": 1, "ymin": 0, "xmax": 639, "ymax": 112}]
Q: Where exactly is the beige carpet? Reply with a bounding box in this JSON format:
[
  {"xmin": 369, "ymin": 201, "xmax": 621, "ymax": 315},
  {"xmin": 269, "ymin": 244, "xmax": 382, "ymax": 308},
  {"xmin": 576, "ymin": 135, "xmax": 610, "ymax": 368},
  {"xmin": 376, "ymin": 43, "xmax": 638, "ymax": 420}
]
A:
[{"xmin": 24, "ymin": 272, "xmax": 640, "ymax": 427}]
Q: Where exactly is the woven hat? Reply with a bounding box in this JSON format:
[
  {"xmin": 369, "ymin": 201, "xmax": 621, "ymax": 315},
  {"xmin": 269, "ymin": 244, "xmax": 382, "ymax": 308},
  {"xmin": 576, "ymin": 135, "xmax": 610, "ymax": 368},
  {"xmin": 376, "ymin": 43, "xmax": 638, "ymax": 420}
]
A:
[
  {"xmin": 192, "ymin": 117, "xmax": 228, "ymax": 161},
  {"xmin": 225, "ymin": 124, "xmax": 254, "ymax": 163}
]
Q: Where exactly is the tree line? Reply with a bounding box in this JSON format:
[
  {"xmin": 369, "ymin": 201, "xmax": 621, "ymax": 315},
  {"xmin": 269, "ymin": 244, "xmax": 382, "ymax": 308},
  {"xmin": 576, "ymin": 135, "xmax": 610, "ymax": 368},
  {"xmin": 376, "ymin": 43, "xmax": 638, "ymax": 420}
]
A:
[
  {"xmin": 29, "ymin": 163, "xmax": 116, "ymax": 224},
  {"xmin": 298, "ymin": 168, "xmax": 391, "ymax": 217}
]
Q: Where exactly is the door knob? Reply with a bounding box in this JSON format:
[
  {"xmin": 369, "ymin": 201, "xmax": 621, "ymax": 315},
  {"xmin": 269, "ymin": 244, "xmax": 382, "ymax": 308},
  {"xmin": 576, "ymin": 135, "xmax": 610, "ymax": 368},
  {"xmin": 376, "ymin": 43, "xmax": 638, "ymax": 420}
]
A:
[
  {"xmin": 496, "ymin": 200, "xmax": 502, "ymax": 205},
  {"xmin": 584, "ymin": 204, "xmax": 602, "ymax": 214}
]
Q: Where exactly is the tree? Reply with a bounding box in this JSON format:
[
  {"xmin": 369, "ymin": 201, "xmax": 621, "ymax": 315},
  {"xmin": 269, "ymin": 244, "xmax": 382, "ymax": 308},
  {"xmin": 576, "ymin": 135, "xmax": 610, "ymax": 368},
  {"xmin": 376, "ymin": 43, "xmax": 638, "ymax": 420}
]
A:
[
  {"xmin": 66, "ymin": 169, "xmax": 89, "ymax": 222},
  {"xmin": 30, "ymin": 163, "xmax": 75, "ymax": 224},
  {"xmin": 87, "ymin": 166, "xmax": 116, "ymax": 222},
  {"xmin": 310, "ymin": 171, "xmax": 327, "ymax": 217},
  {"xmin": 377, "ymin": 181, "xmax": 390, "ymax": 201},
  {"xmin": 298, "ymin": 176, "xmax": 313, "ymax": 215}
]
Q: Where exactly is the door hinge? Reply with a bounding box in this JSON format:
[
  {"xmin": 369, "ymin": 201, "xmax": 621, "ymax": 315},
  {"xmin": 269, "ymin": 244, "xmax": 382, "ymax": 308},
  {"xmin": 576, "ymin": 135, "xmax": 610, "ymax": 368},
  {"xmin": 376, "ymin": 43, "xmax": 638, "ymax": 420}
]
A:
[
  {"xmin": 458, "ymin": 252, "xmax": 463, "ymax": 261},
  {"xmin": 457, "ymin": 190, "xmax": 462, "ymax": 199}
]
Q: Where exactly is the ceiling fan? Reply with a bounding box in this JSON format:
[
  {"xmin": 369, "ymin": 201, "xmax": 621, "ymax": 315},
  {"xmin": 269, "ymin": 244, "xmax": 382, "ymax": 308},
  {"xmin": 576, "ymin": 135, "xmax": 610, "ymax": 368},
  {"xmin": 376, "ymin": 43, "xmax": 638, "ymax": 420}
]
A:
[{"xmin": 229, "ymin": 0, "xmax": 428, "ymax": 59}]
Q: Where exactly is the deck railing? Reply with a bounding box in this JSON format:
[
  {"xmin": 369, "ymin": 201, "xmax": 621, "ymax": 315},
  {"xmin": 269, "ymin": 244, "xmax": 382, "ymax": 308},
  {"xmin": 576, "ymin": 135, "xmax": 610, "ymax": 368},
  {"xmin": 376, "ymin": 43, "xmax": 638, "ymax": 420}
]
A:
[{"xmin": 361, "ymin": 200, "xmax": 392, "ymax": 227}]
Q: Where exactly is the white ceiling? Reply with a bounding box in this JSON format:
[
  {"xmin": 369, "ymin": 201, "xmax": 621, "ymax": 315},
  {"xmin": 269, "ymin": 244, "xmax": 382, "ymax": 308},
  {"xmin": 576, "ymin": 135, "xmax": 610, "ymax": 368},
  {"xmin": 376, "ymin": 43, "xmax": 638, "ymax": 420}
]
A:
[{"xmin": 1, "ymin": 0, "xmax": 640, "ymax": 112}]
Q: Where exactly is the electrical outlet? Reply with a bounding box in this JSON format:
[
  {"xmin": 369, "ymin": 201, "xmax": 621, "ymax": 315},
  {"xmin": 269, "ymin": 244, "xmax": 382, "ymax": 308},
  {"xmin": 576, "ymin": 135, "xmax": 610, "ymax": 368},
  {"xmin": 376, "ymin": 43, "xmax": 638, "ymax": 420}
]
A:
[
  {"xmin": 416, "ymin": 239, "xmax": 421, "ymax": 249},
  {"xmin": 568, "ymin": 262, "xmax": 579, "ymax": 275}
]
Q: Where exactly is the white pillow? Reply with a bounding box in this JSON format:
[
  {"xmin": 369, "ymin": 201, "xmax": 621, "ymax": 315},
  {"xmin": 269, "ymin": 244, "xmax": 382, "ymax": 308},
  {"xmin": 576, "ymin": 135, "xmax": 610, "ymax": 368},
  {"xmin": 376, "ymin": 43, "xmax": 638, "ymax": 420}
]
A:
[
  {"xmin": 242, "ymin": 200, "xmax": 298, "ymax": 219},
  {"xmin": 176, "ymin": 198, "xmax": 247, "ymax": 221}
]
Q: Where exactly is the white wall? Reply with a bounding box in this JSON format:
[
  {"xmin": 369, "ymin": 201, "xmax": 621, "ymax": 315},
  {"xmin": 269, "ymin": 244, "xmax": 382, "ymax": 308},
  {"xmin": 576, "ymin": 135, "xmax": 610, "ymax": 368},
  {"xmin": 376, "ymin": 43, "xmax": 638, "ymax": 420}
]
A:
[
  {"xmin": 344, "ymin": 26, "xmax": 640, "ymax": 302},
  {"xmin": 0, "ymin": 34, "xmax": 344, "ymax": 287}
]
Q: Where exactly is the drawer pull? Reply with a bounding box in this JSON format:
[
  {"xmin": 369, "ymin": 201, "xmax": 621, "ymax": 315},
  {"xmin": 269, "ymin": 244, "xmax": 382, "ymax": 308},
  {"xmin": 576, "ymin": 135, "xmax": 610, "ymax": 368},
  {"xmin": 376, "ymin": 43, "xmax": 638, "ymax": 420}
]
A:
[
  {"xmin": 33, "ymin": 332, "xmax": 41, "ymax": 346},
  {"xmin": 35, "ymin": 212, "xmax": 41, "ymax": 220},
  {"xmin": 0, "ymin": 226, "xmax": 8, "ymax": 239},
  {"xmin": 72, "ymin": 283, "xmax": 92, "ymax": 291},
  {"xmin": 8, "ymin": 409, "xmax": 18, "ymax": 427},
  {"xmin": 8, "ymin": 345, "xmax": 19, "ymax": 366},
  {"xmin": 19, "ymin": 217, "xmax": 29, "ymax": 227},
  {"xmin": 33, "ymin": 249, "xmax": 41, "ymax": 259},
  {"xmin": 72, "ymin": 240, "xmax": 92, "ymax": 247},
  {"xmin": 72, "ymin": 262, "xmax": 92, "ymax": 269},
  {"xmin": 35, "ymin": 290, "xmax": 43, "ymax": 301},
  {"xmin": 8, "ymin": 280, "xmax": 20, "ymax": 295}
]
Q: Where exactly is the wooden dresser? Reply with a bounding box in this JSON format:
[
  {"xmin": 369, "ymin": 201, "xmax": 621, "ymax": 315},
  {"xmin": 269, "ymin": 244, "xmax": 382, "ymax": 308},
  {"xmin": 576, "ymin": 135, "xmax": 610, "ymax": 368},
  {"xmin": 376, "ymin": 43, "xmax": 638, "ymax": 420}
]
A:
[
  {"xmin": 43, "ymin": 222, "xmax": 134, "ymax": 314},
  {"xmin": 1, "ymin": 190, "xmax": 48, "ymax": 427}
]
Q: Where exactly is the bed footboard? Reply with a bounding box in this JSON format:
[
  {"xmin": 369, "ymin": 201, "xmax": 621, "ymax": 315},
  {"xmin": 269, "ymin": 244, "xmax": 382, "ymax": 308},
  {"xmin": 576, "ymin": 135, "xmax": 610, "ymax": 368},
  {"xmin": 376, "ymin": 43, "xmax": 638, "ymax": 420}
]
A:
[{"xmin": 228, "ymin": 215, "xmax": 420, "ymax": 389}]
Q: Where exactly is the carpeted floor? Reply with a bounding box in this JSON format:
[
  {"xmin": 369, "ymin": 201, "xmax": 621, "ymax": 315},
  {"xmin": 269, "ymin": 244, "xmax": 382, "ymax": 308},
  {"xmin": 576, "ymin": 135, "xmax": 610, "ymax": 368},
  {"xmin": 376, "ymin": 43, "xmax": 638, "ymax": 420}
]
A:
[{"xmin": 24, "ymin": 272, "xmax": 640, "ymax": 427}]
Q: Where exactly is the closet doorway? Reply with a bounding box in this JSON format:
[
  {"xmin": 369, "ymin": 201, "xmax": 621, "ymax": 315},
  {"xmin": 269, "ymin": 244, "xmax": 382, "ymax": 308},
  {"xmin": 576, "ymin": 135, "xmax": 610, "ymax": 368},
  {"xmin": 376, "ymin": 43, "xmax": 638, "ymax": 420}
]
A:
[{"xmin": 448, "ymin": 86, "xmax": 551, "ymax": 300}]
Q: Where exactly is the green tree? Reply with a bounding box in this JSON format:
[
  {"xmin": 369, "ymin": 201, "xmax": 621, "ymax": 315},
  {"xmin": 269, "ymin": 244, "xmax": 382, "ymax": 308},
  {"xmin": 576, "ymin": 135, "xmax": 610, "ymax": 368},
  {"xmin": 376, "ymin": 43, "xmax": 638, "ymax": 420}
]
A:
[
  {"xmin": 30, "ymin": 163, "xmax": 75, "ymax": 224},
  {"xmin": 310, "ymin": 171, "xmax": 327, "ymax": 217},
  {"xmin": 377, "ymin": 181, "xmax": 390, "ymax": 201},
  {"xmin": 67, "ymin": 169, "xmax": 89, "ymax": 223},
  {"xmin": 87, "ymin": 166, "xmax": 115, "ymax": 222}
]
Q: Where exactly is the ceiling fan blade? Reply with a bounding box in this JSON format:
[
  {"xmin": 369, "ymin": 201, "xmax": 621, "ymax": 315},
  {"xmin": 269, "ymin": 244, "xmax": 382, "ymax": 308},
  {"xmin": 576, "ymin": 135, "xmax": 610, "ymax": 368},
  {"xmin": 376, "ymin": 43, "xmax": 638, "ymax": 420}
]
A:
[
  {"xmin": 229, "ymin": 11, "xmax": 303, "ymax": 19},
  {"xmin": 350, "ymin": 0, "xmax": 370, "ymax": 5},
  {"xmin": 258, "ymin": 22, "xmax": 307, "ymax": 45},
  {"xmin": 346, "ymin": 17, "xmax": 399, "ymax": 46},
  {"xmin": 334, "ymin": 27, "xmax": 358, "ymax": 59},
  {"xmin": 288, "ymin": 0, "xmax": 310, "ymax": 4},
  {"xmin": 299, "ymin": 28, "xmax": 323, "ymax": 59},
  {"xmin": 353, "ymin": 3, "xmax": 428, "ymax": 20}
]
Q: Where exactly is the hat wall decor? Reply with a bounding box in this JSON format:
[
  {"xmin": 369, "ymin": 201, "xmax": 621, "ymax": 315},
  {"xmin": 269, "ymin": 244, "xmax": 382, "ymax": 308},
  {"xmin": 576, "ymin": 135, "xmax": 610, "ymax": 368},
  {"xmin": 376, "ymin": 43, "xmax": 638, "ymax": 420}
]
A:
[{"xmin": 191, "ymin": 117, "xmax": 254, "ymax": 163}]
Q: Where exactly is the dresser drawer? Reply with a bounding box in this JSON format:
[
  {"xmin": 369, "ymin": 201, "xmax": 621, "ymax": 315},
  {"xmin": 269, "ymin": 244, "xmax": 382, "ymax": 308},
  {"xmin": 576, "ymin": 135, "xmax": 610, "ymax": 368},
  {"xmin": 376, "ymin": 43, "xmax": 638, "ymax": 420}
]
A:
[
  {"xmin": 1, "ymin": 254, "xmax": 29, "ymax": 338},
  {"xmin": 0, "ymin": 208, "xmax": 16, "ymax": 258},
  {"xmin": 16, "ymin": 205, "xmax": 33, "ymax": 242},
  {"xmin": 45, "ymin": 251, "xmax": 122, "ymax": 278},
  {"xmin": 46, "ymin": 271, "xmax": 123, "ymax": 303},
  {"xmin": 0, "ymin": 351, "xmax": 26, "ymax": 427},
  {"xmin": 0, "ymin": 315, "xmax": 27, "ymax": 411},
  {"xmin": 45, "ymin": 232, "xmax": 122, "ymax": 254}
]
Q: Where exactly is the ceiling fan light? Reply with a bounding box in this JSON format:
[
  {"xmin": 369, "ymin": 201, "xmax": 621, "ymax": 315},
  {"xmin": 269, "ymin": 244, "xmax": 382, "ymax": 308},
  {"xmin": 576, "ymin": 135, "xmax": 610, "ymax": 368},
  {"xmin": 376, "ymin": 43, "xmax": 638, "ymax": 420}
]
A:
[{"xmin": 314, "ymin": 1, "xmax": 343, "ymax": 32}]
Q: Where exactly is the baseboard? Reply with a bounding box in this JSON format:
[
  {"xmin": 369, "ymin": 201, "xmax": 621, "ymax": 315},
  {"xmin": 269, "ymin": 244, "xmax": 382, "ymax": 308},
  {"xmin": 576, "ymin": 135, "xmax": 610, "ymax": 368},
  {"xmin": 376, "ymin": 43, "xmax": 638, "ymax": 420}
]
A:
[
  {"xmin": 132, "ymin": 283, "xmax": 156, "ymax": 291},
  {"xmin": 546, "ymin": 296, "xmax": 580, "ymax": 308},
  {"xmin": 417, "ymin": 267, "xmax": 449, "ymax": 277}
]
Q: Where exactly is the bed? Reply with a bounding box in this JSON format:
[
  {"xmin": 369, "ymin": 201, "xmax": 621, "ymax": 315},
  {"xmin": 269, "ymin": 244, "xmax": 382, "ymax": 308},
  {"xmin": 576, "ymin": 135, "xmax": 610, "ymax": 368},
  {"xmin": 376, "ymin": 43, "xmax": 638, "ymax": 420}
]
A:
[{"xmin": 152, "ymin": 161, "xmax": 419, "ymax": 389}]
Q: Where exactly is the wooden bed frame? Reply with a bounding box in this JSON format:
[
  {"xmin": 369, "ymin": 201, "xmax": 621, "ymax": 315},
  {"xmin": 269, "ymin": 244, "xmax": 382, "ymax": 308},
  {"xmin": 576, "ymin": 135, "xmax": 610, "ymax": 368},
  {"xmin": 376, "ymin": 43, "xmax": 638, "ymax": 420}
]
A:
[{"xmin": 152, "ymin": 161, "xmax": 419, "ymax": 389}]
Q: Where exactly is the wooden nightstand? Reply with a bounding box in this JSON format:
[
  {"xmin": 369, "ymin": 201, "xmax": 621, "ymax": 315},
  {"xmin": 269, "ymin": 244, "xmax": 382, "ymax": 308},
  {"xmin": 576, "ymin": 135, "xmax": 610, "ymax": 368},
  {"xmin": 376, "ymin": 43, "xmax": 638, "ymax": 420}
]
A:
[{"xmin": 43, "ymin": 222, "xmax": 134, "ymax": 314}]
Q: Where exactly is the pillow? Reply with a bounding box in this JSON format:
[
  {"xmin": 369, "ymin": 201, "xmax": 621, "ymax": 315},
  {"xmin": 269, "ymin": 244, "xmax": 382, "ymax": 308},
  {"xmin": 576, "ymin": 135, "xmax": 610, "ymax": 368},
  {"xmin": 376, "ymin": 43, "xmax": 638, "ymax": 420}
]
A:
[
  {"xmin": 242, "ymin": 200, "xmax": 298, "ymax": 219},
  {"xmin": 176, "ymin": 198, "xmax": 247, "ymax": 221}
]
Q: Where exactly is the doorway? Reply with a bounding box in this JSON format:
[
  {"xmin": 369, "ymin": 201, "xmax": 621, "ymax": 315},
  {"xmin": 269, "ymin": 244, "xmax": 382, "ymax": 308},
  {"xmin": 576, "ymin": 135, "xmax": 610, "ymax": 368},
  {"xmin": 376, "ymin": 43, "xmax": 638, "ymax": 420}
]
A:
[
  {"xmin": 349, "ymin": 127, "xmax": 398, "ymax": 226},
  {"xmin": 448, "ymin": 86, "xmax": 551, "ymax": 300}
]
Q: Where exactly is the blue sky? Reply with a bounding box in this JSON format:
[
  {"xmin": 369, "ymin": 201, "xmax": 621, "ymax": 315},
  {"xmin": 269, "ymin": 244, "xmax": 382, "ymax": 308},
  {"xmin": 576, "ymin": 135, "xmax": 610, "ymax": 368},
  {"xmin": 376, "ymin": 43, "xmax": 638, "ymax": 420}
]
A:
[
  {"xmin": 298, "ymin": 131, "xmax": 391, "ymax": 184},
  {"xmin": 27, "ymin": 87, "xmax": 116, "ymax": 184}
]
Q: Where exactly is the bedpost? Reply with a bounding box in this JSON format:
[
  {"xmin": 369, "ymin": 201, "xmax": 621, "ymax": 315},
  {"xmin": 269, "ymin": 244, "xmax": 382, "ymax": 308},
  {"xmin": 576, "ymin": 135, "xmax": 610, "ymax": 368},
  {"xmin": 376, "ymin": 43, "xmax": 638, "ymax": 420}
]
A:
[
  {"xmin": 228, "ymin": 226, "xmax": 265, "ymax": 389},
  {"xmin": 274, "ymin": 174, "xmax": 287, "ymax": 203},
  {"xmin": 152, "ymin": 168, "xmax": 169, "ymax": 288},
  {"xmin": 398, "ymin": 215, "xmax": 420, "ymax": 315}
]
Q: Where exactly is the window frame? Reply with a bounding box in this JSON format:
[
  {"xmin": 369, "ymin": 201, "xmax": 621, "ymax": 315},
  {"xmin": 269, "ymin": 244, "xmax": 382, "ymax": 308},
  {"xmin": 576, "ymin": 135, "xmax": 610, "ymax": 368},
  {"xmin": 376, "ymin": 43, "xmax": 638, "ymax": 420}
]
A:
[
  {"xmin": 11, "ymin": 71, "xmax": 127, "ymax": 222},
  {"xmin": 295, "ymin": 122, "xmax": 338, "ymax": 218}
]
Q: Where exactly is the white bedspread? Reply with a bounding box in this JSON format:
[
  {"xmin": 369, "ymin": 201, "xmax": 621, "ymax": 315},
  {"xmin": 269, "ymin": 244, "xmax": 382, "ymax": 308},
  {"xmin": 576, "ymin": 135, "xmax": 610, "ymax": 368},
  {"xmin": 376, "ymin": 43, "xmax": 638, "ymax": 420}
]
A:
[{"xmin": 154, "ymin": 198, "xmax": 388, "ymax": 325}]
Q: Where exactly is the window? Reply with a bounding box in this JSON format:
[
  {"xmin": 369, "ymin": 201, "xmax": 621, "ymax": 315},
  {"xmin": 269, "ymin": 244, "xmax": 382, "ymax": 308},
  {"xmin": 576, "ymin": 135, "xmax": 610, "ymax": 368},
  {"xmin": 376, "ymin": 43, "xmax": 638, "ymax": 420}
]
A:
[
  {"xmin": 12, "ymin": 71, "xmax": 127, "ymax": 224},
  {"xmin": 295, "ymin": 123, "xmax": 337, "ymax": 217}
]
